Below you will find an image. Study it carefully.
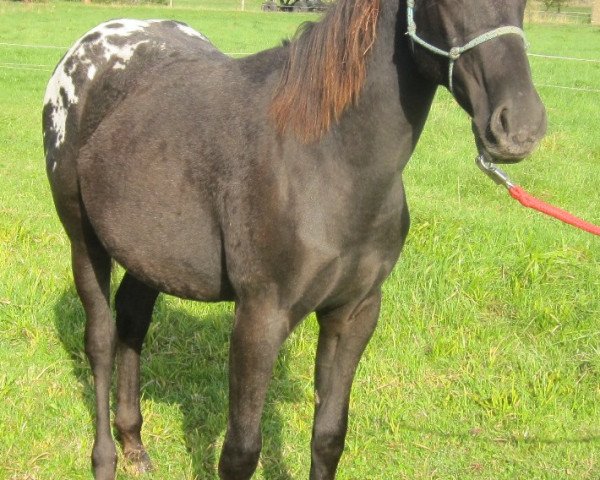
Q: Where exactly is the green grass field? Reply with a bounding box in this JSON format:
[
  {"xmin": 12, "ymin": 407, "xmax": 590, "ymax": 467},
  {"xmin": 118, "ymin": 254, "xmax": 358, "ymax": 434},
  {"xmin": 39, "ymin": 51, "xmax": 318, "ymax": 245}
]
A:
[{"xmin": 1, "ymin": 1, "xmax": 599, "ymax": 479}]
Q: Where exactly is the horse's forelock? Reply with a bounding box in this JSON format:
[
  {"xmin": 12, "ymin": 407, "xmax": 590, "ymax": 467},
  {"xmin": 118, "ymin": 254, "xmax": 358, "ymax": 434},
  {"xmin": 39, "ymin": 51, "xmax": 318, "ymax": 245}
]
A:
[{"xmin": 270, "ymin": 0, "xmax": 381, "ymax": 143}]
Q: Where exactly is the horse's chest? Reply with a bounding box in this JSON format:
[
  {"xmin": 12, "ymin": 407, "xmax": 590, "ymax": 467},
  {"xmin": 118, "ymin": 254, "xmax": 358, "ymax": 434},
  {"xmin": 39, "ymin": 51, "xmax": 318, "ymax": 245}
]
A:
[{"xmin": 288, "ymin": 185, "xmax": 407, "ymax": 309}]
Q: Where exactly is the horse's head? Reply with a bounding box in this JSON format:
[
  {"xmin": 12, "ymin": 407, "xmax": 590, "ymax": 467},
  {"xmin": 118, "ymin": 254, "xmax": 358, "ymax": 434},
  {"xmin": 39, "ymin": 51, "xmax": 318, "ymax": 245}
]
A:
[{"xmin": 407, "ymin": 0, "xmax": 546, "ymax": 163}]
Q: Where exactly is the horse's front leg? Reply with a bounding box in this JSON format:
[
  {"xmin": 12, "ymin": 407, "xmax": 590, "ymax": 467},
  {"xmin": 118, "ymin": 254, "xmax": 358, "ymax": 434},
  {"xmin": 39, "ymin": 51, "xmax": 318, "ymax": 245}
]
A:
[
  {"xmin": 310, "ymin": 290, "xmax": 381, "ymax": 480},
  {"xmin": 218, "ymin": 298, "xmax": 293, "ymax": 480}
]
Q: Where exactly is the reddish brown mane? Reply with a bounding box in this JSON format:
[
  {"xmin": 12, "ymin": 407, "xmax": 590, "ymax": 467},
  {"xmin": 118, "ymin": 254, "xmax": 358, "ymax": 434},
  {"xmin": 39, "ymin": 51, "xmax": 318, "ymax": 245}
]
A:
[{"xmin": 270, "ymin": 0, "xmax": 381, "ymax": 143}]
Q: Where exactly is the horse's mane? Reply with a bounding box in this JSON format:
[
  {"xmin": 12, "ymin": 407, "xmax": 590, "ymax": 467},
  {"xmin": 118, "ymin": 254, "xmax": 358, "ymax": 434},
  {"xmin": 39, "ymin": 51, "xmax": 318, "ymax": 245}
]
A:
[{"xmin": 270, "ymin": 0, "xmax": 381, "ymax": 142}]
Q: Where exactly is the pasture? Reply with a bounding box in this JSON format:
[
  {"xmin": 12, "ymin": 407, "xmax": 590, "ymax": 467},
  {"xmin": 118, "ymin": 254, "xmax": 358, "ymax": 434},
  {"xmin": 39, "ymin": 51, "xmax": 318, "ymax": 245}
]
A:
[{"xmin": 1, "ymin": 1, "xmax": 599, "ymax": 479}]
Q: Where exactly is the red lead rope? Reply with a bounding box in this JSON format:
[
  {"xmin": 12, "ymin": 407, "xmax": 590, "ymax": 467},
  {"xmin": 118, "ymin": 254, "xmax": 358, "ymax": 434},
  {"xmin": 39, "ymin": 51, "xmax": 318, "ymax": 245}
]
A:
[
  {"xmin": 476, "ymin": 155, "xmax": 600, "ymax": 237},
  {"xmin": 508, "ymin": 185, "xmax": 600, "ymax": 236}
]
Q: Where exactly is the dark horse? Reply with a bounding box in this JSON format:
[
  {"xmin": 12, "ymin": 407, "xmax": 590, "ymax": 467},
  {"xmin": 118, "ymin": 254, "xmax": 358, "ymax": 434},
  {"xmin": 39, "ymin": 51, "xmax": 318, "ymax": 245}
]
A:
[{"xmin": 43, "ymin": 0, "xmax": 546, "ymax": 478}]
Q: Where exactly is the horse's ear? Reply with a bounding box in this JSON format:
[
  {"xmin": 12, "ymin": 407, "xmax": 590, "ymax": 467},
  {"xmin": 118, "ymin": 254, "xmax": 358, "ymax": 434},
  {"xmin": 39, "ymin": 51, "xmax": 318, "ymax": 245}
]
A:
[{"xmin": 270, "ymin": 0, "xmax": 381, "ymax": 143}]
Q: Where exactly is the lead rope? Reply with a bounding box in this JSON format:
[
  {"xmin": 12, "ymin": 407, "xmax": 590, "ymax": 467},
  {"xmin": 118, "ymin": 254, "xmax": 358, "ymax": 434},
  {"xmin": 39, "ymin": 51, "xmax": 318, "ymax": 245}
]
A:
[
  {"xmin": 406, "ymin": 0, "xmax": 528, "ymax": 93},
  {"xmin": 477, "ymin": 155, "xmax": 600, "ymax": 236}
]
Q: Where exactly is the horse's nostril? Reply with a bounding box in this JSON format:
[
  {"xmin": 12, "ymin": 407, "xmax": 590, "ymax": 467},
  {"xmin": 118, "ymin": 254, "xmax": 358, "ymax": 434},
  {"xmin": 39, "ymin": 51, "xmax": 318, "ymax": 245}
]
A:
[
  {"xmin": 499, "ymin": 108, "xmax": 509, "ymax": 135},
  {"xmin": 490, "ymin": 106, "xmax": 510, "ymax": 140}
]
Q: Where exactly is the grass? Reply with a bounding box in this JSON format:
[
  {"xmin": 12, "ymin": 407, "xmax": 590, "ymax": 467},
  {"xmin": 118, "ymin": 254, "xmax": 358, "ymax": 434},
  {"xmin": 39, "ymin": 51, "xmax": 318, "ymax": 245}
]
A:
[{"xmin": 1, "ymin": 1, "xmax": 599, "ymax": 479}]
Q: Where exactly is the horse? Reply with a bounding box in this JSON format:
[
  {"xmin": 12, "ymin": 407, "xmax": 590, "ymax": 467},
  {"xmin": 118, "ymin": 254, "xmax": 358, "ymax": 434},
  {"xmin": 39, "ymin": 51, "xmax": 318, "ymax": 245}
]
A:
[{"xmin": 42, "ymin": 0, "xmax": 546, "ymax": 478}]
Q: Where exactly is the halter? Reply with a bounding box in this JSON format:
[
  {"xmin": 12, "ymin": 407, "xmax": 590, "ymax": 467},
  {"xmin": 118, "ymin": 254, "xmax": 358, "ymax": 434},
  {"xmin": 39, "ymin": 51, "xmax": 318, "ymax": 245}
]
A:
[{"xmin": 406, "ymin": 0, "xmax": 528, "ymax": 94}]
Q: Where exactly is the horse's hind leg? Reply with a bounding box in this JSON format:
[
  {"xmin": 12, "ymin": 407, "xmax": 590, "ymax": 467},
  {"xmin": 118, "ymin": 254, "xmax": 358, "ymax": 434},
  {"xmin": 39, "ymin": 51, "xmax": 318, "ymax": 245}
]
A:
[
  {"xmin": 310, "ymin": 290, "xmax": 381, "ymax": 480},
  {"xmin": 114, "ymin": 272, "xmax": 158, "ymax": 473},
  {"xmin": 70, "ymin": 220, "xmax": 118, "ymax": 480}
]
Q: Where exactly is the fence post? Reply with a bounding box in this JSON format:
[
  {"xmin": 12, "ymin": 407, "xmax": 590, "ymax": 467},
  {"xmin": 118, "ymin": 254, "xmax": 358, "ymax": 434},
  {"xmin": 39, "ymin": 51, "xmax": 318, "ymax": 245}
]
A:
[{"xmin": 593, "ymin": 0, "xmax": 600, "ymax": 25}]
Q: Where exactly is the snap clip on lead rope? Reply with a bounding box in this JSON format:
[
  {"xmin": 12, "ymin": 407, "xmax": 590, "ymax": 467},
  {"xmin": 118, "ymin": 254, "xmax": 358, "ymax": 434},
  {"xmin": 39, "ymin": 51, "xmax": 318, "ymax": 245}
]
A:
[{"xmin": 476, "ymin": 155, "xmax": 600, "ymax": 236}]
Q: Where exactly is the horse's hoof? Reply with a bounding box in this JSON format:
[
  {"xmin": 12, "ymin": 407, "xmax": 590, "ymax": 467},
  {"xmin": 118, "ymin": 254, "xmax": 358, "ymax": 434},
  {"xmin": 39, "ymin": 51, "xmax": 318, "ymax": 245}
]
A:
[{"xmin": 124, "ymin": 449, "xmax": 154, "ymax": 474}]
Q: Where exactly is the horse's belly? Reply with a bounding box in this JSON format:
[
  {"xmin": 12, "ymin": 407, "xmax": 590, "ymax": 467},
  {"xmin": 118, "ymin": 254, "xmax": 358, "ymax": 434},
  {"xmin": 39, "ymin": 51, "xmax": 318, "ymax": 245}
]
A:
[
  {"xmin": 106, "ymin": 213, "xmax": 228, "ymax": 301},
  {"xmin": 78, "ymin": 145, "xmax": 230, "ymax": 301}
]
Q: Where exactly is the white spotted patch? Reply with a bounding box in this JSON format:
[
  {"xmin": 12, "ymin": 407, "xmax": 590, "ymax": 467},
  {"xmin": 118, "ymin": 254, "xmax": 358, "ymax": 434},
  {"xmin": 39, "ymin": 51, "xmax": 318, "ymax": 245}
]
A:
[
  {"xmin": 43, "ymin": 39, "xmax": 82, "ymax": 152},
  {"xmin": 43, "ymin": 19, "xmax": 210, "ymax": 154},
  {"xmin": 104, "ymin": 40, "xmax": 150, "ymax": 69},
  {"xmin": 176, "ymin": 23, "xmax": 209, "ymax": 41}
]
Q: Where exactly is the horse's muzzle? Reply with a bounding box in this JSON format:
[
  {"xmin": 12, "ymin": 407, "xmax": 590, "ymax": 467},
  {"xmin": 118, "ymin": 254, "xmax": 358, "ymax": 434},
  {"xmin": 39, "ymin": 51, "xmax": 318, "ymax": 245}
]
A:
[{"xmin": 475, "ymin": 100, "xmax": 547, "ymax": 164}]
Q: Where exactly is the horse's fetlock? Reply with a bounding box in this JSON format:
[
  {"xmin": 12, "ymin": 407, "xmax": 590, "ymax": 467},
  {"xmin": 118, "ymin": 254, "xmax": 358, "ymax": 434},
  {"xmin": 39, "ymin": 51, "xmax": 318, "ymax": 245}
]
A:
[
  {"xmin": 226, "ymin": 437, "xmax": 262, "ymax": 460},
  {"xmin": 91, "ymin": 439, "xmax": 117, "ymax": 479},
  {"xmin": 115, "ymin": 412, "xmax": 143, "ymax": 436},
  {"xmin": 219, "ymin": 435, "xmax": 262, "ymax": 478}
]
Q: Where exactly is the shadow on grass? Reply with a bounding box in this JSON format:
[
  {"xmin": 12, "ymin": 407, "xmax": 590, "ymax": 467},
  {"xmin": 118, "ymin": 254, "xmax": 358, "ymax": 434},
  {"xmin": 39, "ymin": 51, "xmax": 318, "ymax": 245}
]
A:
[{"xmin": 53, "ymin": 288, "xmax": 301, "ymax": 479}]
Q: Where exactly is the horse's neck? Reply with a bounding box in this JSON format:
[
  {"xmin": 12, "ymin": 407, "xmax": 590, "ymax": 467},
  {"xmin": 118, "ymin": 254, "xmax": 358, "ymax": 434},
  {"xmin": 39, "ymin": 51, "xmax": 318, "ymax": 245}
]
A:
[{"xmin": 338, "ymin": 1, "xmax": 437, "ymax": 173}]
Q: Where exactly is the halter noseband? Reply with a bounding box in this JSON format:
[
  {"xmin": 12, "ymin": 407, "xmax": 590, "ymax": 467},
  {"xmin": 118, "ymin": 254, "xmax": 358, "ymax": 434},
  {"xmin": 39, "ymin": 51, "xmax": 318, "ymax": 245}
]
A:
[{"xmin": 406, "ymin": 0, "xmax": 528, "ymax": 94}]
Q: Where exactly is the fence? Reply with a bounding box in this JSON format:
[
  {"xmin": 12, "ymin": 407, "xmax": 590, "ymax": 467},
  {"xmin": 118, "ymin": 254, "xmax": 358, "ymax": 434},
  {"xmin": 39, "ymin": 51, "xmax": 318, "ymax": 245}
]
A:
[{"xmin": 527, "ymin": 10, "xmax": 592, "ymax": 24}]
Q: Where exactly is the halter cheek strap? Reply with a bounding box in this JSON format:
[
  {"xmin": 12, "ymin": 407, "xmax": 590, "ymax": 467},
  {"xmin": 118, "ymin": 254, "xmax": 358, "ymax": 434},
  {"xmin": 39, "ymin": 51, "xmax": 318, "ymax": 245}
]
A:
[{"xmin": 406, "ymin": 0, "xmax": 528, "ymax": 94}]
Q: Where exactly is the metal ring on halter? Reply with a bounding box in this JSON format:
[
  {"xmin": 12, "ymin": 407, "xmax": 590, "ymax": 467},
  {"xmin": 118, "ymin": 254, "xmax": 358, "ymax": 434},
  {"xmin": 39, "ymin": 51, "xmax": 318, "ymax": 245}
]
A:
[{"xmin": 406, "ymin": 0, "xmax": 528, "ymax": 94}]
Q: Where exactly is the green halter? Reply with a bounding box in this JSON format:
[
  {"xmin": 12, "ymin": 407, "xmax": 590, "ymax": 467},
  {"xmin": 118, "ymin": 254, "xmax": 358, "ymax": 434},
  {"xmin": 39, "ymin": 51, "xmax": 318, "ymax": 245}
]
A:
[{"xmin": 406, "ymin": 0, "xmax": 528, "ymax": 94}]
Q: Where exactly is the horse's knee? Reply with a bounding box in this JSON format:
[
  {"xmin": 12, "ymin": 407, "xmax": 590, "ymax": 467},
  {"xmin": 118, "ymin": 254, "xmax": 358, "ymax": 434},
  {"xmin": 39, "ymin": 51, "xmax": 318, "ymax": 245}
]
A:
[{"xmin": 219, "ymin": 435, "xmax": 262, "ymax": 479}]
